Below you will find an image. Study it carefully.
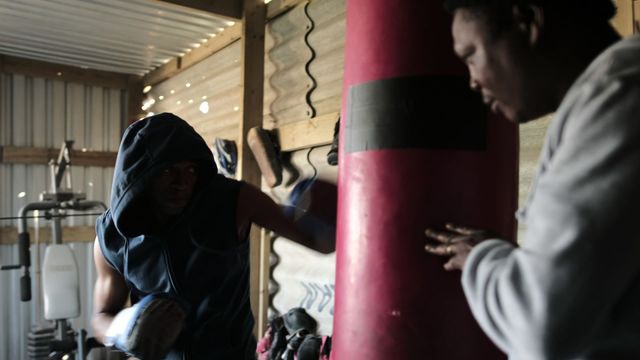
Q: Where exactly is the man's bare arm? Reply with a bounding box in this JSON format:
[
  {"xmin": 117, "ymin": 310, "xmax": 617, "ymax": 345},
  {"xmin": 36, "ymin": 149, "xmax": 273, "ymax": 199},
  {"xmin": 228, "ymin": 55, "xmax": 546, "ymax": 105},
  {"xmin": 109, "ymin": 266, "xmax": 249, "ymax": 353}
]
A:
[
  {"xmin": 92, "ymin": 237, "xmax": 129, "ymax": 343},
  {"xmin": 236, "ymin": 183, "xmax": 335, "ymax": 253}
]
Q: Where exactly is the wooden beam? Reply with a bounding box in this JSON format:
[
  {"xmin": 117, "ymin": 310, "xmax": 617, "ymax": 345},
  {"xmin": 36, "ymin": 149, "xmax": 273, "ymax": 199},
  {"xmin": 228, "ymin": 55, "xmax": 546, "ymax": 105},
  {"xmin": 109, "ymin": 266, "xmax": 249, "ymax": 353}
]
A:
[
  {"xmin": 143, "ymin": 0, "xmax": 307, "ymax": 88},
  {"xmin": 156, "ymin": 0, "xmax": 243, "ymax": 19},
  {"xmin": 634, "ymin": 0, "xmax": 640, "ymax": 34},
  {"xmin": 0, "ymin": 226, "xmax": 96, "ymax": 245},
  {"xmin": 127, "ymin": 77, "xmax": 146, "ymax": 124},
  {"xmin": 613, "ymin": 0, "xmax": 635, "ymax": 37},
  {"xmin": 0, "ymin": 146, "xmax": 117, "ymax": 167},
  {"xmin": 0, "ymin": 54, "xmax": 130, "ymax": 90},
  {"xmin": 238, "ymin": 1, "xmax": 266, "ymax": 189},
  {"xmin": 237, "ymin": 0, "xmax": 268, "ymax": 338},
  {"xmin": 278, "ymin": 112, "xmax": 339, "ymax": 152}
]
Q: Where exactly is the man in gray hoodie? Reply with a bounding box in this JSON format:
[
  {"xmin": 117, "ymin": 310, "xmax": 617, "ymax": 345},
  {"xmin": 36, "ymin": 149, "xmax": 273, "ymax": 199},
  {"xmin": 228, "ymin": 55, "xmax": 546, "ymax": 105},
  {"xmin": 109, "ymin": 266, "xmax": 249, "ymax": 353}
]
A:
[{"xmin": 425, "ymin": 0, "xmax": 640, "ymax": 358}]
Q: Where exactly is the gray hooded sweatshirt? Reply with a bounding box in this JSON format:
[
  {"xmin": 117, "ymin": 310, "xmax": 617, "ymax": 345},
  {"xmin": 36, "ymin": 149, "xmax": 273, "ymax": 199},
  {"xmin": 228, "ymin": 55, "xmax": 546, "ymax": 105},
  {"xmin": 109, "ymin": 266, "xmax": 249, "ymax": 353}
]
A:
[{"xmin": 462, "ymin": 35, "xmax": 640, "ymax": 359}]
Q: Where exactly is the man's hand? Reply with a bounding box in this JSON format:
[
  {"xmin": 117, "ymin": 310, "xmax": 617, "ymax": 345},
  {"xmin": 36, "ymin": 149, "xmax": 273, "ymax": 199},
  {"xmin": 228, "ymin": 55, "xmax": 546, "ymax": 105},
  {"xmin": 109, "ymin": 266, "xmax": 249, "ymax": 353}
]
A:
[{"xmin": 424, "ymin": 223, "xmax": 492, "ymax": 271}]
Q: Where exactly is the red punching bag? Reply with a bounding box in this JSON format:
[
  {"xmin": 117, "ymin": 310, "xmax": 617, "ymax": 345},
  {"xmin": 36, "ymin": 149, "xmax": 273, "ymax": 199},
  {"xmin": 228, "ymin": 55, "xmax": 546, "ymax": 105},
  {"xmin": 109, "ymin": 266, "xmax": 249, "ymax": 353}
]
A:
[{"xmin": 332, "ymin": 1, "xmax": 518, "ymax": 359}]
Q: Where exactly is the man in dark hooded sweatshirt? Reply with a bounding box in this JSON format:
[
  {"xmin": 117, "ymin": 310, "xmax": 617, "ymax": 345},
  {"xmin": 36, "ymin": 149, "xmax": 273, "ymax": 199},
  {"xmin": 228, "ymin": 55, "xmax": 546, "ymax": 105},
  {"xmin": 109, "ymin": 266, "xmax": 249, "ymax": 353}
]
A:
[{"xmin": 91, "ymin": 113, "xmax": 329, "ymax": 359}]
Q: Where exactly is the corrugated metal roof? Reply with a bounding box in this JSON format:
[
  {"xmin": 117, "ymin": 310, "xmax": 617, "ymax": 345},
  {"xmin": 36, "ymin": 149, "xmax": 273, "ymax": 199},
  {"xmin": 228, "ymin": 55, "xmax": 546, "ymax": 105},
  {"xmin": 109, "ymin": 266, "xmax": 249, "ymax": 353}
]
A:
[{"xmin": 0, "ymin": 0, "xmax": 235, "ymax": 75}]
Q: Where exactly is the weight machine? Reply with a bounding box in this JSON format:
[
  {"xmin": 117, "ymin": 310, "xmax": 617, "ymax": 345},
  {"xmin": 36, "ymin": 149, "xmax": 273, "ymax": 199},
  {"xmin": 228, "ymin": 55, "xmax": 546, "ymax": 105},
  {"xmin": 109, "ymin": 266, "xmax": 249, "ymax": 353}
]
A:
[{"xmin": 1, "ymin": 141, "xmax": 107, "ymax": 359}]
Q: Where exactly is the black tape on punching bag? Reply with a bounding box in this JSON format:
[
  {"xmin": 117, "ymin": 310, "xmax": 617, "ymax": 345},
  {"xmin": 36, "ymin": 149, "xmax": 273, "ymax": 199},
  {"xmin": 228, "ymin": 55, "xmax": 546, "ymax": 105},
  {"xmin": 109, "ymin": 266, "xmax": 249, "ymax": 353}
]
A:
[{"xmin": 346, "ymin": 76, "xmax": 487, "ymax": 153}]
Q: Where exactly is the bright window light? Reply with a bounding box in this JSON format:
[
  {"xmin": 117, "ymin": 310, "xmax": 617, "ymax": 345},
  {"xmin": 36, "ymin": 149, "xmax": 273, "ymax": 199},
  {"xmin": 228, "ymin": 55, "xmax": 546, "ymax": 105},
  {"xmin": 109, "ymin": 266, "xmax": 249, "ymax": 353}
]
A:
[{"xmin": 199, "ymin": 101, "xmax": 210, "ymax": 114}]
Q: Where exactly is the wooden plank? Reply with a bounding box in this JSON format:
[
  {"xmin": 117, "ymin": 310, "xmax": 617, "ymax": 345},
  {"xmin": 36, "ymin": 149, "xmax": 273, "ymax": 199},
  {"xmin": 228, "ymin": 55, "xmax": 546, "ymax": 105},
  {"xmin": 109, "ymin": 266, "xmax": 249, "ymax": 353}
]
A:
[
  {"xmin": 127, "ymin": 77, "xmax": 145, "ymax": 124},
  {"xmin": 238, "ymin": 0, "xmax": 268, "ymax": 338},
  {"xmin": 143, "ymin": 0, "xmax": 307, "ymax": 88},
  {"xmin": 278, "ymin": 112, "xmax": 338, "ymax": 152},
  {"xmin": 0, "ymin": 55, "xmax": 130, "ymax": 90},
  {"xmin": 238, "ymin": 2, "xmax": 266, "ymax": 190},
  {"xmin": 634, "ymin": 0, "xmax": 640, "ymax": 34},
  {"xmin": 0, "ymin": 146, "xmax": 117, "ymax": 167},
  {"xmin": 156, "ymin": 0, "xmax": 243, "ymax": 19},
  {"xmin": 612, "ymin": 0, "xmax": 635, "ymax": 37},
  {"xmin": 0, "ymin": 226, "xmax": 96, "ymax": 245}
]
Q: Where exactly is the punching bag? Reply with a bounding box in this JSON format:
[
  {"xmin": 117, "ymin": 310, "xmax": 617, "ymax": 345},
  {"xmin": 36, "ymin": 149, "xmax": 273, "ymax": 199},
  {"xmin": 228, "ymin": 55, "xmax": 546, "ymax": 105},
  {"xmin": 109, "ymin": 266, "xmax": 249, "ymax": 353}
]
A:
[{"xmin": 332, "ymin": 1, "xmax": 518, "ymax": 359}]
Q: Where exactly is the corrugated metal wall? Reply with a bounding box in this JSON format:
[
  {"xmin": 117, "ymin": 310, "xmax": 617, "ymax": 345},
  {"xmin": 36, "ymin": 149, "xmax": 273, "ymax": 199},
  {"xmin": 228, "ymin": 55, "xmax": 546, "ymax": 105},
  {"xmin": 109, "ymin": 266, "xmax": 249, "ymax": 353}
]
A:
[
  {"xmin": 263, "ymin": 0, "xmax": 343, "ymax": 330},
  {"xmin": 264, "ymin": 0, "xmax": 345, "ymax": 127},
  {"xmin": 147, "ymin": 41, "xmax": 243, "ymax": 143},
  {"xmin": 269, "ymin": 145, "xmax": 338, "ymax": 335},
  {"xmin": 0, "ymin": 72, "xmax": 124, "ymax": 359},
  {"xmin": 147, "ymin": 0, "xmax": 345, "ymax": 140},
  {"xmin": 0, "ymin": 73, "xmax": 122, "ymax": 225},
  {"xmin": 0, "ymin": 242, "xmax": 106, "ymax": 360}
]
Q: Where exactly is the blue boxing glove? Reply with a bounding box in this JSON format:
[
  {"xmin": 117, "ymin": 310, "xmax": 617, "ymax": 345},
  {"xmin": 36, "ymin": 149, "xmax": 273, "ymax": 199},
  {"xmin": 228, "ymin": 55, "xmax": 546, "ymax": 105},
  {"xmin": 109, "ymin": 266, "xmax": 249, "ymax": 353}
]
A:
[
  {"xmin": 283, "ymin": 178, "xmax": 337, "ymax": 253},
  {"xmin": 105, "ymin": 293, "xmax": 186, "ymax": 359}
]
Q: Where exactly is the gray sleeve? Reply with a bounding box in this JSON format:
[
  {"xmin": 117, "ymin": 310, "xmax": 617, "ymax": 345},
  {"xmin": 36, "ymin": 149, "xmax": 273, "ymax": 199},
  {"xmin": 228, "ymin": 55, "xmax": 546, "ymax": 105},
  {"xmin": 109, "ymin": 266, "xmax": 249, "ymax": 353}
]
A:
[{"xmin": 461, "ymin": 79, "xmax": 640, "ymax": 358}]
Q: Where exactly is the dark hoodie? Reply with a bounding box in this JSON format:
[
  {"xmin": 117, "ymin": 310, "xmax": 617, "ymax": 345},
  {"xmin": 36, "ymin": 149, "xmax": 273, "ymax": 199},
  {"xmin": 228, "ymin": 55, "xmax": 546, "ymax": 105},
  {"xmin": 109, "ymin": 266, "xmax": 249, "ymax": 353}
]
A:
[{"xmin": 96, "ymin": 113, "xmax": 256, "ymax": 359}]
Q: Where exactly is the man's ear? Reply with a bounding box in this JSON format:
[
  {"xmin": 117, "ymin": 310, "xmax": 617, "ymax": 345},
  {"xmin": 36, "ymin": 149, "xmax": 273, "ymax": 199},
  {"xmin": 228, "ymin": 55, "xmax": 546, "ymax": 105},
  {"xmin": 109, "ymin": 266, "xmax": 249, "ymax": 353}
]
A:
[{"xmin": 513, "ymin": 4, "xmax": 544, "ymax": 46}]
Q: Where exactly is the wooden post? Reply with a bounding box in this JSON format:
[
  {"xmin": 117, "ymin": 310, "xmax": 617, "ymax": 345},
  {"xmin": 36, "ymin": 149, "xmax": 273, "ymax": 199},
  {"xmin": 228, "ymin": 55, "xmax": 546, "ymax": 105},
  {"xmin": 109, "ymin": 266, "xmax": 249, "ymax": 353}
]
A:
[
  {"xmin": 127, "ymin": 76, "xmax": 145, "ymax": 124},
  {"xmin": 278, "ymin": 112, "xmax": 339, "ymax": 152},
  {"xmin": 613, "ymin": 0, "xmax": 636, "ymax": 36},
  {"xmin": 238, "ymin": 0, "xmax": 269, "ymax": 338},
  {"xmin": 634, "ymin": 0, "xmax": 640, "ymax": 34}
]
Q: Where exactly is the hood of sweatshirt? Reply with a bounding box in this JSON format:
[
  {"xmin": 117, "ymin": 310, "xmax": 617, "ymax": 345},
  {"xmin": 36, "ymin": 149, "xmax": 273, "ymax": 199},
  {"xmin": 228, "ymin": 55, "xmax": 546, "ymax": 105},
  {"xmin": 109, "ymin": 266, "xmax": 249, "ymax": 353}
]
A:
[{"xmin": 109, "ymin": 112, "xmax": 217, "ymax": 237}]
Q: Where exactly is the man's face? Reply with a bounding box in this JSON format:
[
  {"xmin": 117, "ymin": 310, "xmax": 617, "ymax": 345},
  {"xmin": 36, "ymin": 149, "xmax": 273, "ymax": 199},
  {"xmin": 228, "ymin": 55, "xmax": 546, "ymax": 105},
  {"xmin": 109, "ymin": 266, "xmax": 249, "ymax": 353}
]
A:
[
  {"xmin": 452, "ymin": 8, "xmax": 536, "ymax": 123},
  {"xmin": 150, "ymin": 161, "xmax": 198, "ymax": 216}
]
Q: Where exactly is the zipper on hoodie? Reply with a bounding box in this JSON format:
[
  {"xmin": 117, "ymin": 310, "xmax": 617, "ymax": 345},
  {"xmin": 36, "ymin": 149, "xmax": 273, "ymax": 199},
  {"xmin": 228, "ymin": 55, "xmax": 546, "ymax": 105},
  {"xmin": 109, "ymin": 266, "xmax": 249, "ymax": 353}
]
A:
[
  {"xmin": 159, "ymin": 241, "xmax": 190, "ymax": 360},
  {"xmin": 160, "ymin": 243, "xmax": 181, "ymax": 294}
]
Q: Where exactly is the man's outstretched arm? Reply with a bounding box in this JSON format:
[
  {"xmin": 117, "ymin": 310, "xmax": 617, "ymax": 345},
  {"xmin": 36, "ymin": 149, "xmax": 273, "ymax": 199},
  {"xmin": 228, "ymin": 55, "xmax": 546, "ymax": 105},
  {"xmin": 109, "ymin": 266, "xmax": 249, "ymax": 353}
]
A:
[
  {"xmin": 237, "ymin": 183, "xmax": 335, "ymax": 254},
  {"xmin": 92, "ymin": 237, "xmax": 129, "ymax": 343}
]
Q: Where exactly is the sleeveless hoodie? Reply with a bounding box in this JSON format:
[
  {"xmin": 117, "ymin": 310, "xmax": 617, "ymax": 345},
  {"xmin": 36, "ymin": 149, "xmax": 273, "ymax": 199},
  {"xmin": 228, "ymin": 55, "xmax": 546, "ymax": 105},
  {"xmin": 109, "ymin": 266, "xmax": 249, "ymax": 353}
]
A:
[{"xmin": 96, "ymin": 113, "xmax": 255, "ymax": 359}]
